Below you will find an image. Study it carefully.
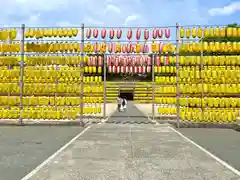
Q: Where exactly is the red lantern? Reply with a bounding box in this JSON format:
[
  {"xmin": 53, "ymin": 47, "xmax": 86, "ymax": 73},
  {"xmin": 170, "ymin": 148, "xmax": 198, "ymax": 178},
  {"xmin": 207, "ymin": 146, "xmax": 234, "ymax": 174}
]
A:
[
  {"xmin": 134, "ymin": 66, "xmax": 138, "ymax": 73},
  {"xmin": 112, "ymin": 66, "xmax": 116, "ymax": 73},
  {"xmin": 140, "ymin": 44, "xmax": 144, "ymax": 53},
  {"xmin": 121, "ymin": 66, "xmax": 124, "ymax": 73},
  {"xmin": 158, "ymin": 28, "xmax": 163, "ymax": 38},
  {"xmin": 125, "ymin": 66, "xmax": 129, "ymax": 73},
  {"xmin": 159, "ymin": 42, "xmax": 163, "ymax": 52},
  {"xmin": 98, "ymin": 56, "xmax": 103, "ymax": 66},
  {"xmin": 142, "ymin": 66, "xmax": 146, "ymax": 73},
  {"xmin": 165, "ymin": 56, "xmax": 169, "ymax": 65},
  {"xmin": 112, "ymin": 43, "xmax": 116, "ymax": 53},
  {"xmin": 144, "ymin": 44, "xmax": 149, "ymax": 53},
  {"xmin": 109, "ymin": 29, "xmax": 114, "ymax": 39},
  {"xmin": 132, "ymin": 56, "xmax": 136, "ymax": 65},
  {"xmin": 115, "ymin": 56, "xmax": 119, "ymax": 66},
  {"xmin": 141, "ymin": 56, "xmax": 145, "ymax": 65},
  {"xmin": 127, "ymin": 28, "xmax": 132, "ymax": 40},
  {"xmin": 86, "ymin": 28, "xmax": 91, "ymax": 39},
  {"xmin": 101, "ymin": 29, "xmax": 106, "ymax": 39},
  {"xmin": 130, "ymin": 66, "xmax": 133, "ymax": 73},
  {"xmin": 117, "ymin": 29, "xmax": 122, "ymax": 39},
  {"xmin": 147, "ymin": 56, "xmax": 151, "ymax": 65},
  {"xmin": 127, "ymin": 56, "xmax": 131, "ymax": 65},
  {"xmin": 93, "ymin": 29, "xmax": 98, "ymax": 38},
  {"xmin": 136, "ymin": 56, "xmax": 141, "ymax": 65},
  {"xmin": 94, "ymin": 42, "xmax": 99, "ymax": 53},
  {"xmin": 138, "ymin": 66, "xmax": 142, "ymax": 73},
  {"xmin": 147, "ymin": 66, "xmax": 151, "ymax": 73},
  {"xmin": 119, "ymin": 56, "xmax": 124, "ymax": 65},
  {"xmin": 108, "ymin": 66, "xmax": 112, "ymax": 73},
  {"xmin": 136, "ymin": 29, "xmax": 141, "ymax": 40},
  {"xmin": 117, "ymin": 66, "xmax": 120, "ymax": 73},
  {"xmin": 152, "ymin": 29, "xmax": 158, "ymax": 39},
  {"xmin": 144, "ymin": 29, "xmax": 149, "ymax": 40},
  {"xmin": 92, "ymin": 56, "xmax": 97, "ymax": 66},
  {"xmin": 88, "ymin": 56, "xmax": 93, "ymax": 66},
  {"xmin": 108, "ymin": 43, "xmax": 112, "ymax": 53},
  {"xmin": 155, "ymin": 56, "xmax": 160, "ymax": 66},
  {"xmin": 107, "ymin": 56, "xmax": 112, "ymax": 65},
  {"xmin": 165, "ymin": 28, "xmax": 170, "ymax": 38},
  {"xmin": 127, "ymin": 44, "xmax": 131, "ymax": 53},
  {"xmin": 130, "ymin": 44, "xmax": 135, "ymax": 53},
  {"xmin": 122, "ymin": 45, "xmax": 127, "ymax": 53}
]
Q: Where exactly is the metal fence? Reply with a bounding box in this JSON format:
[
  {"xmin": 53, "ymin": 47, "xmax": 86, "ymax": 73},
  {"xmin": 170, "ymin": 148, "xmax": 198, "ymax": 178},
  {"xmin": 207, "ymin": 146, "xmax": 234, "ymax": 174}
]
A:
[{"xmin": 0, "ymin": 23, "xmax": 239, "ymax": 126}]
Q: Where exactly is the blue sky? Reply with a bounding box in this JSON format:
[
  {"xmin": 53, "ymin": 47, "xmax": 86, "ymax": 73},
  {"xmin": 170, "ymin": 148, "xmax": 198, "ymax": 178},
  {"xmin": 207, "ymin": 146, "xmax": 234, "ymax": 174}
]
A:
[{"xmin": 1, "ymin": 0, "xmax": 239, "ymax": 28}]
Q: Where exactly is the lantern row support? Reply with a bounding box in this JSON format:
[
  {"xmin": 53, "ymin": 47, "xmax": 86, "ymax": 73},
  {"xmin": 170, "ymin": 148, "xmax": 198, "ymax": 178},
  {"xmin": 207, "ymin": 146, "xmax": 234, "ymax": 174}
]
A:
[{"xmin": 176, "ymin": 23, "xmax": 180, "ymax": 128}]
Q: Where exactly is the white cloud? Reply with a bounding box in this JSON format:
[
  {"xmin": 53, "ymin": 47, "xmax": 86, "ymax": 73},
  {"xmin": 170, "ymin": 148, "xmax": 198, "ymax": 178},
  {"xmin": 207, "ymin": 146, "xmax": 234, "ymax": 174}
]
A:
[
  {"xmin": 124, "ymin": 14, "xmax": 140, "ymax": 26},
  {"xmin": 104, "ymin": 4, "xmax": 121, "ymax": 14},
  {"xmin": 208, "ymin": 2, "xmax": 240, "ymax": 16}
]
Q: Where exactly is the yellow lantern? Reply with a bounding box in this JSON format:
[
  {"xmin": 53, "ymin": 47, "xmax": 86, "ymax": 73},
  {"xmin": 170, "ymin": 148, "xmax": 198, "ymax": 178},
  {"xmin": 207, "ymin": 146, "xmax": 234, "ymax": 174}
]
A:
[
  {"xmin": 191, "ymin": 27, "xmax": 197, "ymax": 38},
  {"xmin": 232, "ymin": 28, "xmax": 237, "ymax": 37},
  {"xmin": 215, "ymin": 27, "xmax": 220, "ymax": 37},
  {"xmin": 204, "ymin": 27, "xmax": 209, "ymax": 37},
  {"xmin": 215, "ymin": 42, "xmax": 220, "ymax": 52},
  {"xmin": 197, "ymin": 27, "xmax": 203, "ymax": 38},
  {"xmin": 209, "ymin": 27, "xmax": 214, "ymax": 37},
  {"xmin": 232, "ymin": 42, "xmax": 237, "ymax": 52},
  {"xmin": 203, "ymin": 42, "xmax": 208, "ymax": 52},
  {"xmin": 226, "ymin": 27, "xmax": 233, "ymax": 37},
  {"xmin": 186, "ymin": 28, "xmax": 191, "ymax": 39},
  {"xmin": 180, "ymin": 28, "xmax": 185, "ymax": 38},
  {"xmin": 220, "ymin": 42, "xmax": 225, "ymax": 52},
  {"xmin": 237, "ymin": 28, "xmax": 240, "ymax": 37},
  {"xmin": 220, "ymin": 27, "xmax": 225, "ymax": 37}
]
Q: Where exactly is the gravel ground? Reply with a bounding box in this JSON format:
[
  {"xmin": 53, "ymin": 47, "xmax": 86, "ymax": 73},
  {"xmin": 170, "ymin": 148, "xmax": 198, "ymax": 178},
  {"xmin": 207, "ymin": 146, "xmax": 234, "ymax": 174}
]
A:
[
  {"xmin": 0, "ymin": 126, "xmax": 85, "ymax": 180},
  {"xmin": 178, "ymin": 128, "xmax": 240, "ymax": 171}
]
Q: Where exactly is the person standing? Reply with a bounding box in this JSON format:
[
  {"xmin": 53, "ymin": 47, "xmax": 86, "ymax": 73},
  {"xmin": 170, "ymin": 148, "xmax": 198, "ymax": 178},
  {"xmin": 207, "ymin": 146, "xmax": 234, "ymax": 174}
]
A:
[{"xmin": 122, "ymin": 97, "xmax": 127, "ymax": 111}]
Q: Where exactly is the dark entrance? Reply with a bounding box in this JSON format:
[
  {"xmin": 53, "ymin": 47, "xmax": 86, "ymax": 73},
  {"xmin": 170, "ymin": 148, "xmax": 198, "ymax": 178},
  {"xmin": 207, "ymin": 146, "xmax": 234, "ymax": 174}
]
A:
[{"xmin": 119, "ymin": 90, "xmax": 134, "ymax": 101}]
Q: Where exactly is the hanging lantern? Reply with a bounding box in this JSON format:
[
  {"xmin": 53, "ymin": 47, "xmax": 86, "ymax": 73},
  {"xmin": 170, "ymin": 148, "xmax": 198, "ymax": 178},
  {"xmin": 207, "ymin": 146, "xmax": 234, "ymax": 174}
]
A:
[
  {"xmin": 109, "ymin": 29, "xmax": 115, "ymax": 39},
  {"xmin": 147, "ymin": 66, "xmax": 151, "ymax": 73},
  {"xmin": 159, "ymin": 42, "xmax": 163, "ymax": 53},
  {"xmin": 158, "ymin": 28, "xmax": 163, "ymax": 38},
  {"xmin": 101, "ymin": 29, "xmax": 107, "ymax": 39},
  {"xmin": 186, "ymin": 28, "xmax": 191, "ymax": 39},
  {"xmin": 204, "ymin": 27, "xmax": 209, "ymax": 37},
  {"xmin": 144, "ymin": 44, "xmax": 149, "ymax": 53},
  {"xmin": 108, "ymin": 43, "xmax": 113, "ymax": 53},
  {"xmin": 88, "ymin": 56, "xmax": 93, "ymax": 66},
  {"xmin": 122, "ymin": 45, "xmax": 127, "ymax": 53},
  {"xmin": 197, "ymin": 27, "xmax": 203, "ymax": 38},
  {"xmin": 115, "ymin": 56, "xmax": 119, "ymax": 66},
  {"xmin": 127, "ymin": 28, "xmax": 132, "ymax": 40},
  {"xmin": 108, "ymin": 66, "xmax": 112, "ymax": 73},
  {"xmin": 127, "ymin": 43, "xmax": 131, "ymax": 53},
  {"xmin": 142, "ymin": 66, "xmax": 146, "ymax": 73},
  {"xmin": 155, "ymin": 56, "xmax": 160, "ymax": 66},
  {"xmin": 192, "ymin": 27, "xmax": 197, "ymax": 38},
  {"xmin": 180, "ymin": 28, "xmax": 184, "ymax": 38},
  {"xmin": 125, "ymin": 66, "xmax": 129, "ymax": 73},
  {"xmin": 220, "ymin": 27, "xmax": 225, "ymax": 37},
  {"xmin": 140, "ymin": 44, "xmax": 144, "ymax": 53},
  {"xmin": 209, "ymin": 27, "xmax": 214, "ymax": 37},
  {"xmin": 126, "ymin": 56, "xmax": 131, "ymax": 65},
  {"xmin": 93, "ymin": 29, "xmax": 98, "ymax": 38},
  {"xmin": 145, "ymin": 56, "xmax": 151, "ymax": 65},
  {"xmin": 123, "ymin": 56, "xmax": 127, "ymax": 66},
  {"xmin": 132, "ymin": 56, "xmax": 136, "ymax": 65},
  {"xmin": 119, "ymin": 56, "xmax": 124, "ymax": 65},
  {"xmin": 141, "ymin": 56, "xmax": 145, "ymax": 65},
  {"xmin": 144, "ymin": 29, "xmax": 149, "ymax": 40},
  {"xmin": 121, "ymin": 66, "xmax": 124, "ymax": 73},
  {"xmin": 107, "ymin": 56, "xmax": 112, "ymax": 65},
  {"xmin": 134, "ymin": 66, "xmax": 138, "ymax": 73},
  {"xmin": 233, "ymin": 28, "xmax": 237, "ymax": 37},
  {"xmin": 86, "ymin": 28, "xmax": 91, "ymax": 39},
  {"xmin": 165, "ymin": 56, "xmax": 169, "ymax": 65},
  {"xmin": 136, "ymin": 56, "xmax": 141, "ymax": 65},
  {"xmin": 165, "ymin": 28, "xmax": 170, "ymax": 38},
  {"xmin": 98, "ymin": 56, "xmax": 103, "ymax": 66},
  {"xmin": 117, "ymin": 28, "xmax": 122, "ymax": 39},
  {"xmin": 112, "ymin": 66, "xmax": 116, "ymax": 73},
  {"xmin": 117, "ymin": 66, "xmax": 120, "ymax": 73},
  {"xmin": 215, "ymin": 27, "xmax": 220, "ymax": 37},
  {"xmin": 138, "ymin": 66, "xmax": 142, "ymax": 73},
  {"xmin": 130, "ymin": 66, "xmax": 133, "ymax": 73},
  {"xmin": 94, "ymin": 42, "xmax": 99, "ymax": 53},
  {"xmin": 92, "ymin": 56, "xmax": 97, "ymax": 66},
  {"xmin": 130, "ymin": 43, "xmax": 135, "ymax": 53},
  {"xmin": 152, "ymin": 29, "xmax": 158, "ymax": 39},
  {"xmin": 136, "ymin": 29, "xmax": 141, "ymax": 40}
]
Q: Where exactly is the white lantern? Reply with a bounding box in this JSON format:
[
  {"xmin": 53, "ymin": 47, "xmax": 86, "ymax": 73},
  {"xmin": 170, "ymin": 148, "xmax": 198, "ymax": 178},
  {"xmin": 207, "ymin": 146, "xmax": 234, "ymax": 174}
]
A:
[
  {"xmin": 125, "ymin": 66, "xmax": 129, "ymax": 73},
  {"xmin": 112, "ymin": 66, "xmax": 116, "ymax": 73},
  {"xmin": 130, "ymin": 66, "xmax": 133, "ymax": 73}
]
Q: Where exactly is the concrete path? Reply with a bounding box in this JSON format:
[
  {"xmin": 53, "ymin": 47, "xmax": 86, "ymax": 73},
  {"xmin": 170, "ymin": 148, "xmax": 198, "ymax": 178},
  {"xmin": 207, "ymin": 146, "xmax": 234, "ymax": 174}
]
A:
[{"xmin": 23, "ymin": 124, "xmax": 240, "ymax": 180}]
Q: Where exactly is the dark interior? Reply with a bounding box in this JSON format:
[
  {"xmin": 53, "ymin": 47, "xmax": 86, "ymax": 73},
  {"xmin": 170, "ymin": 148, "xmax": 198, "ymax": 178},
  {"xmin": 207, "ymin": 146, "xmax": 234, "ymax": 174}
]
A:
[{"xmin": 119, "ymin": 91, "xmax": 134, "ymax": 101}]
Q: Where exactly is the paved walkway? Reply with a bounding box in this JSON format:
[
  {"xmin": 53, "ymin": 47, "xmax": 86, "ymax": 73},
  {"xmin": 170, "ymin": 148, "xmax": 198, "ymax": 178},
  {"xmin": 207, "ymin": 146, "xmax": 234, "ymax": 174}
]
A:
[
  {"xmin": 106, "ymin": 101, "xmax": 153, "ymax": 124},
  {"xmin": 23, "ymin": 124, "xmax": 240, "ymax": 180}
]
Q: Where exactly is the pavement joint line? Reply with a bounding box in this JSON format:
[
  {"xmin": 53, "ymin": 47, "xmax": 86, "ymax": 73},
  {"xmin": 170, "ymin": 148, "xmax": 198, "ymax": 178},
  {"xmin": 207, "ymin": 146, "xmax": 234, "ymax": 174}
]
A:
[
  {"xmin": 20, "ymin": 126, "xmax": 91, "ymax": 180},
  {"xmin": 168, "ymin": 126, "xmax": 240, "ymax": 177}
]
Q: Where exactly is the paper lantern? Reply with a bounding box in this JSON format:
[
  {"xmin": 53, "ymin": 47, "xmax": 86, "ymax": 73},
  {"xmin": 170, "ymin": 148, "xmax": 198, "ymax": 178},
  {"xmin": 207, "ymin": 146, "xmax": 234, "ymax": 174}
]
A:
[
  {"xmin": 165, "ymin": 56, "xmax": 169, "ymax": 65},
  {"xmin": 109, "ymin": 29, "xmax": 114, "ymax": 39},
  {"xmin": 122, "ymin": 45, "xmax": 127, "ymax": 53},
  {"xmin": 127, "ymin": 28, "xmax": 132, "ymax": 40},
  {"xmin": 155, "ymin": 56, "xmax": 160, "ymax": 66},
  {"xmin": 144, "ymin": 29, "xmax": 149, "ymax": 40},
  {"xmin": 117, "ymin": 29, "xmax": 122, "ymax": 39},
  {"xmin": 121, "ymin": 66, "xmax": 125, "ymax": 73},
  {"xmin": 98, "ymin": 56, "xmax": 103, "ymax": 66},
  {"xmin": 165, "ymin": 28, "xmax": 170, "ymax": 38},
  {"xmin": 134, "ymin": 66, "xmax": 138, "ymax": 73},
  {"xmin": 92, "ymin": 56, "xmax": 97, "ymax": 66},
  {"xmin": 147, "ymin": 56, "xmax": 151, "ymax": 65},
  {"xmin": 108, "ymin": 43, "xmax": 113, "ymax": 53},
  {"xmin": 158, "ymin": 28, "xmax": 163, "ymax": 38},
  {"xmin": 130, "ymin": 66, "xmax": 133, "ymax": 73},
  {"xmin": 88, "ymin": 56, "xmax": 93, "ymax": 66},
  {"xmin": 112, "ymin": 66, "xmax": 116, "ymax": 73},
  {"xmin": 93, "ymin": 29, "xmax": 98, "ymax": 38},
  {"xmin": 125, "ymin": 66, "xmax": 129, "ymax": 73},
  {"xmin": 117, "ymin": 66, "xmax": 120, "ymax": 73},
  {"xmin": 94, "ymin": 42, "xmax": 100, "ymax": 53},
  {"xmin": 132, "ymin": 56, "xmax": 136, "ymax": 65},
  {"xmin": 152, "ymin": 29, "xmax": 158, "ymax": 39},
  {"xmin": 141, "ymin": 56, "xmax": 145, "ymax": 65},
  {"xmin": 136, "ymin": 29, "xmax": 141, "ymax": 40},
  {"xmin": 138, "ymin": 66, "xmax": 142, "ymax": 73},
  {"xmin": 86, "ymin": 28, "xmax": 91, "ymax": 39},
  {"xmin": 107, "ymin": 56, "xmax": 112, "ymax": 65},
  {"xmin": 136, "ymin": 56, "xmax": 141, "ymax": 65},
  {"xmin": 119, "ymin": 56, "xmax": 124, "ymax": 65},
  {"xmin": 114, "ymin": 56, "xmax": 119, "ymax": 66},
  {"xmin": 101, "ymin": 29, "xmax": 106, "ymax": 39},
  {"xmin": 147, "ymin": 66, "xmax": 151, "ymax": 73},
  {"xmin": 142, "ymin": 66, "xmax": 146, "ymax": 73}
]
